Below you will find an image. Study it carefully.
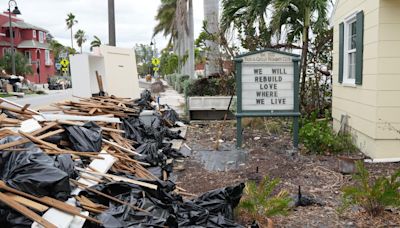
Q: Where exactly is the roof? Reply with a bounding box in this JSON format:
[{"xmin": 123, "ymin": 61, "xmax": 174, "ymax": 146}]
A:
[
  {"xmin": 17, "ymin": 40, "xmax": 49, "ymax": 49},
  {"xmin": 2, "ymin": 21, "xmax": 48, "ymax": 32},
  {"xmin": 235, "ymin": 48, "xmax": 300, "ymax": 59}
]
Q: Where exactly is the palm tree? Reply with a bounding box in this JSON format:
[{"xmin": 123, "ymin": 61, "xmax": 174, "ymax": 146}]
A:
[
  {"xmin": 221, "ymin": 0, "xmax": 273, "ymax": 51},
  {"xmin": 49, "ymin": 39, "xmax": 65, "ymax": 60},
  {"xmin": 153, "ymin": 0, "xmax": 177, "ymax": 45},
  {"xmin": 271, "ymin": 0, "xmax": 329, "ymax": 107},
  {"xmin": 74, "ymin": 29, "xmax": 87, "ymax": 53},
  {"xmin": 154, "ymin": 0, "xmax": 195, "ymax": 78},
  {"xmin": 203, "ymin": 0, "xmax": 220, "ymax": 76},
  {"xmin": 90, "ymin": 36, "xmax": 102, "ymax": 51},
  {"xmin": 66, "ymin": 13, "xmax": 78, "ymax": 49}
]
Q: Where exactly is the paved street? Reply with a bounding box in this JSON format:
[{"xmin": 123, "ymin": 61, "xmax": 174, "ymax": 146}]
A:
[{"xmin": 6, "ymin": 89, "xmax": 72, "ymax": 109}]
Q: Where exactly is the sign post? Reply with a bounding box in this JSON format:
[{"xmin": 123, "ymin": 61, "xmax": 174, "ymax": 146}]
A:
[{"xmin": 235, "ymin": 49, "xmax": 300, "ymax": 148}]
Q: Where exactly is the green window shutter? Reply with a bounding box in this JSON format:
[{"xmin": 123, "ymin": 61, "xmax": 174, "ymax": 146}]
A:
[
  {"xmin": 355, "ymin": 11, "xmax": 364, "ymax": 85},
  {"xmin": 339, "ymin": 22, "xmax": 344, "ymax": 83}
]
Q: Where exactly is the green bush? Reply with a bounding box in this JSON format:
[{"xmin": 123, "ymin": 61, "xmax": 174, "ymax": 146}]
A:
[
  {"xmin": 175, "ymin": 75, "xmax": 189, "ymax": 93},
  {"xmin": 299, "ymin": 111, "xmax": 356, "ymax": 154},
  {"xmin": 340, "ymin": 161, "xmax": 400, "ymax": 216},
  {"xmin": 237, "ymin": 176, "xmax": 291, "ymax": 219},
  {"xmin": 185, "ymin": 77, "xmax": 235, "ymax": 96},
  {"xmin": 166, "ymin": 73, "xmax": 178, "ymax": 86}
]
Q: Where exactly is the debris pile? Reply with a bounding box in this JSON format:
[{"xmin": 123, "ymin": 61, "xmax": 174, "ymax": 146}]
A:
[{"xmin": 0, "ymin": 91, "xmax": 244, "ymax": 228}]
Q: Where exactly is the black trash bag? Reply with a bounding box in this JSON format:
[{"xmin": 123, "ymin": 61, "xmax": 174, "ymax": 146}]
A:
[
  {"xmin": 81, "ymin": 181, "xmax": 244, "ymax": 228},
  {"xmin": 54, "ymin": 154, "xmax": 77, "ymax": 178},
  {"xmin": 162, "ymin": 107, "xmax": 180, "ymax": 125},
  {"xmin": 0, "ymin": 136, "xmax": 71, "ymax": 201},
  {"xmin": 135, "ymin": 90, "xmax": 153, "ymax": 108},
  {"xmin": 0, "ymin": 207, "xmax": 34, "ymax": 228},
  {"xmin": 161, "ymin": 143, "xmax": 185, "ymax": 159},
  {"xmin": 135, "ymin": 141, "xmax": 166, "ymax": 166},
  {"xmin": 122, "ymin": 118, "xmax": 144, "ymax": 142},
  {"xmin": 65, "ymin": 121, "xmax": 102, "ymax": 152},
  {"xmin": 194, "ymin": 183, "xmax": 245, "ymax": 220}
]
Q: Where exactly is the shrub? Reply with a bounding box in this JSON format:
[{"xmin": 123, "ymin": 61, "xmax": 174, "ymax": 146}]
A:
[
  {"xmin": 175, "ymin": 75, "xmax": 189, "ymax": 93},
  {"xmin": 166, "ymin": 73, "xmax": 177, "ymax": 86},
  {"xmin": 237, "ymin": 176, "xmax": 291, "ymax": 220},
  {"xmin": 299, "ymin": 111, "xmax": 356, "ymax": 154},
  {"xmin": 341, "ymin": 161, "xmax": 400, "ymax": 216},
  {"xmin": 185, "ymin": 77, "xmax": 235, "ymax": 96}
]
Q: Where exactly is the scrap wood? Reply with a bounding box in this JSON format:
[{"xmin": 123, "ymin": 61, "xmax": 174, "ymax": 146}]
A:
[
  {"xmin": 75, "ymin": 195, "xmax": 108, "ymax": 211},
  {"xmin": 4, "ymin": 193, "xmax": 49, "ymax": 212},
  {"xmin": 106, "ymin": 151, "xmax": 150, "ymax": 166},
  {"xmin": 0, "ymin": 192, "xmax": 56, "ymax": 228},
  {"xmin": 43, "ymin": 149, "xmax": 104, "ymax": 160},
  {"xmin": 102, "ymin": 139, "xmax": 141, "ymax": 156},
  {"xmin": 76, "ymin": 167, "xmax": 158, "ymax": 190},
  {"xmin": 33, "ymin": 114, "xmax": 121, "ymax": 123},
  {"xmin": 0, "ymin": 97, "xmax": 40, "ymax": 115},
  {"xmin": 57, "ymin": 120, "xmax": 125, "ymax": 133},
  {"xmin": 71, "ymin": 179, "xmax": 150, "ymax": 214},
  {"xmin": 0, "ymin": 181, "xmax": 102, "ymax": 224},
  {"xmin": 0, "ymin": 128, "xmax": 64, "ymax": 151}
]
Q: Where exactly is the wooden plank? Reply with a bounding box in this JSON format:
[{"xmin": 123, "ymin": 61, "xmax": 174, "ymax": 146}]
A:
[
  {"xmin": 102, "ymin": 139, "xmax": 141, "ymax": 156},
  {"xmin": 0, "ymin": 97, "xmax": 40, "ymax": 114},
  {"xmin": 0, "ymin": 128, "xmax": 64, "ymax": 151},
  {"xmin": 0, "ymin": 181, "xmax": 101, "ymax": 224},
  {"xmin": 4, "ymin": 193, "xmax": 49, "ymax": 212},
  {"xmin": 75, "ymin": 167, "xmax": 158, "ymax": 190},
  {"xmin": 0, "ymin": 192, "xmax": 56, "ymax": 228}
]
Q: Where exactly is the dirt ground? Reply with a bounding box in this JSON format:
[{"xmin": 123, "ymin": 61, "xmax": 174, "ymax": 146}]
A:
[{"xmin": 175, "ymin": 120, "xmax": 400, "ymax": 228}]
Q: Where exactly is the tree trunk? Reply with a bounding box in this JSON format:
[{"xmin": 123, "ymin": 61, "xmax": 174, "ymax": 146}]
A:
[
  {"xmin": 300, "ymin": 6, "xmax": 311, "ymax": 110},
  {"xmin": 204, "ymin": 0, "xmax": 220, "ymax": 76},
  {"xmin": 188, "ymin": 0, "xmax": 195, "ymax": 79},
  {"xmin": 71, "ymin": 27, "xmax": 73, "ymax": 48}
]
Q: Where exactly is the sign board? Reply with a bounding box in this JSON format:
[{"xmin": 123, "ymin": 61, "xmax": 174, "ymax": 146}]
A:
[
  {"xmin": 151, "ymin": 57, "xmax": 160, "ymax": 66},
  {"xmin": 235, "ymin": 49, "xmax": 300, "ymax": 148},
  {"xmin": 59, "ymin": 52, "xmax": 68, "ymax": 59},
  {"xmin": 55, "ymin": 63, "xmax": 62, "ymax": 70},
  {"xmin": 60, "ymin": 59, "xmax": 69, "ymax": 68}
]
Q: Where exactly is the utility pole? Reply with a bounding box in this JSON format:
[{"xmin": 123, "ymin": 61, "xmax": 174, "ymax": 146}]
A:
[{"xmin": 108, "ymin": 0, "xmax": 116, "ymax": 46}]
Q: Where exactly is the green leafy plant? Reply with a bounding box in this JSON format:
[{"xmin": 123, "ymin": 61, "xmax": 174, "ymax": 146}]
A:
[
  {"xmin": 237, "ymin": 176, "xmax": 291, "ymax": 219},
  {"xmin": 341, "ymin": 161, "xmax": 400, "ymax": 216},
  {"xmin": 299, "ymin": 110, "xmax": 356, "ymax": 154},
  {"xmin": 0, "ymin": 52, "xmax": 33, "ymax": 76}
]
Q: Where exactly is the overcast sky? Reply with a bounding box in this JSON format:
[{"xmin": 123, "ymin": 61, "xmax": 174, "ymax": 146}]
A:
[{"xmin": 12, "ymin": 0, "xmax": 204, "ymax": 52}]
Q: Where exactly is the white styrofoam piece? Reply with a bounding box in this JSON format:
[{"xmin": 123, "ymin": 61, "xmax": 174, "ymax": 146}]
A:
[
  {"xmin": 20, "ymin": 119, "xmax": 41, "ymax": 133},
  {"xmin": 31, "ymin": 208, "xmax": 74, "ymax": 228},
  {"xmin": 33, "ymin": 114, "xmax": 121, "ymax": 123},
  {"xmin": 89, "ymin": 152, "xmax": 118, "ymax": 174},
  {"xmin": 69, "ymin": 211, "xmax": 90, "ymax": 228}
]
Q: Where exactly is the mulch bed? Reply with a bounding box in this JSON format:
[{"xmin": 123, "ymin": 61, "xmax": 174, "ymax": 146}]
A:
[{"xmin": 175, "ymin": 121, "xmax": 400, "ymax": 227}]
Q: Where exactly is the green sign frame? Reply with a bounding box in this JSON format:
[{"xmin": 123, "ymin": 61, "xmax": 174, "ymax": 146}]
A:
[{"xmin": 234, "ymin": 49, "xmax": 301, "ymax": 148}]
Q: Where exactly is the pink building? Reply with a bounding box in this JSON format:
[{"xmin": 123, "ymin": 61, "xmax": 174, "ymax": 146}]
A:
[{"xmin": 0, "ymin": 12, "xmax": 55, "ymax": 83}]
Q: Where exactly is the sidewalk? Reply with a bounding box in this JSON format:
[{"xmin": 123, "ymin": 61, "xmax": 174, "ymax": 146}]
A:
[{"xmin": 139, "ymin": 79, "xmax": 185, "ymax": 116}]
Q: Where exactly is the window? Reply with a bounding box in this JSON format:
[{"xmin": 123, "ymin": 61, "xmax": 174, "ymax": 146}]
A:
[
  {"xmin": 39, "ymin": 31, "xmax": 44, "ymax": 43},
  {"xmin": 339, "ymin": 11, "xmax": 364, "ymax": 85},
  {"xmin": 5, "ymin": 30, "xmax": 15, "ymax": 38},
  {"xmin": 344, "ymin": 18, "xmax": 357, "ymax": 84},
  {"xmin": 24, "ymin": 51, "xmax": 32, "ymax": 64},
  {"xmin": 3, "ymin": 48, "xmax": 12, "ymax": 56},
  {"xmin": 45, "ymin": 50, "xmax": 51, "ymax": 65},
  {"xmin": 33, "ymin": 30, "xmax": 36, "ymax": 38}
]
